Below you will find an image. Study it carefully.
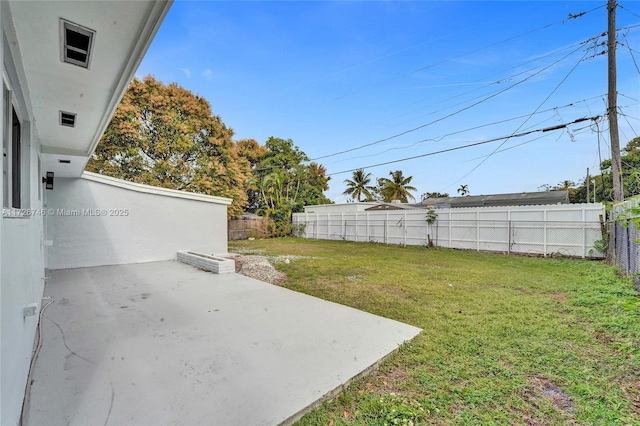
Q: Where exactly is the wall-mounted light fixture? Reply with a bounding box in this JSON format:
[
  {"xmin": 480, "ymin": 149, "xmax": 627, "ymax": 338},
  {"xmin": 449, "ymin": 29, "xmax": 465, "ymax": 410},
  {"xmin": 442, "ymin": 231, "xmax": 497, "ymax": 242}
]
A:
[{"xmin": 42, "ymin": 171, "xmax": 54, "ymax": 190}]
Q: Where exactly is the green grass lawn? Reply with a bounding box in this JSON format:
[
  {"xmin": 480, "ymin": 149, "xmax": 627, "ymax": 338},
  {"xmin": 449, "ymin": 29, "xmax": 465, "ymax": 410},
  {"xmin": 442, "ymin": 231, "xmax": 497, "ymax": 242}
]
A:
[{"xmin": 229, "ymin": 238, "xmax": 640, "ymax": 426}]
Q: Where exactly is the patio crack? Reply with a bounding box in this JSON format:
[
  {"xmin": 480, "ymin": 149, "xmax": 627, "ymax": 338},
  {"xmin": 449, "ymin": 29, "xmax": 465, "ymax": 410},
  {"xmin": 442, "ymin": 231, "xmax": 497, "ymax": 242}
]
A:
[{"xmin": 44, "ymin": 315, "xmax": 115, "ymax": 426}]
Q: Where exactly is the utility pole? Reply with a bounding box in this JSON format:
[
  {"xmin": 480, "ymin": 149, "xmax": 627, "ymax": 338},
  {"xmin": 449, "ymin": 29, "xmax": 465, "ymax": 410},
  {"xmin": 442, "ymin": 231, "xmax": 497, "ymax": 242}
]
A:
[
  {"xmin": 586, "ymin": 167, "xmax": 590, "ymax": 202},
  {"xmin": 608, "ymin": 0, "xmax": 624, "ymax": 201}
]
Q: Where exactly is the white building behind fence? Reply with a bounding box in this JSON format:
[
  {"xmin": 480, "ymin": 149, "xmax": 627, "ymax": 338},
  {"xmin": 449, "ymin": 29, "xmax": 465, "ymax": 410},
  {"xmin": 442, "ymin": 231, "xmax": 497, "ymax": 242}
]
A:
[{"xmin": 293, "ymin": 203, "xmax": 606, "ymax": 258}]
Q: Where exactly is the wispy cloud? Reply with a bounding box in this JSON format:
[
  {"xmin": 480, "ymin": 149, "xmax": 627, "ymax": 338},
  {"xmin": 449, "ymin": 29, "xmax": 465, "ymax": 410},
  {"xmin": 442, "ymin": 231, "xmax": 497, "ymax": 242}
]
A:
[
  {"xmin": 180, "ymin": 68, "xmax": 191, "ymax": 79},
  {"xmin": 202, "ymin": 69, "xmax": 214, "ymax": 82}
]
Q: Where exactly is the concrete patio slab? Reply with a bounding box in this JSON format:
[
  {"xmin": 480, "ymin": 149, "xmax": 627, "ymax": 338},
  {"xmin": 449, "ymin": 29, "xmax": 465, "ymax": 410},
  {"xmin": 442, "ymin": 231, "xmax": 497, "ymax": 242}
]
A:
[{"xmin": 26, "ymin": 260, "xmax": 421, "ymax": 425}]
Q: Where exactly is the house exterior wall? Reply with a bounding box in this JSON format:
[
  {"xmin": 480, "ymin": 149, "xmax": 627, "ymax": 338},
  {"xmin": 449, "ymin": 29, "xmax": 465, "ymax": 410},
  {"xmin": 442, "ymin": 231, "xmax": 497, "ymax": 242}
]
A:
[
  {"xmin": 1, "ymin": 3, "xmax": 47, "ymax": 423},
  {"xmin": 1, "ymin": 2, "xmax": 174, "ymax": 423},
  {"xmin": 46, "ymin": 173, "xmax": 231, "ymax": 270}
]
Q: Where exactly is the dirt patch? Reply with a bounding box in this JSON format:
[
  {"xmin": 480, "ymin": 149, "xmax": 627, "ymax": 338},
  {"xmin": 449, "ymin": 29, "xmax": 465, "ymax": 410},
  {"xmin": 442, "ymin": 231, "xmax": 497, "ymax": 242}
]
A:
[
  {"xmin": 528, "ymin": 376, "xmax": 575, "ymax": 415},
  {"xmin": 548, "ymin": 293, "xmax": 567, "ymax": 301},
  {"xmin": 370, "ymin": 365, "xmax": 410, "ymax": 394},
  {"xmin": 620, "ymin": 378, "xmax": 640, "ymax": 415},
  {"xmin": 594, "ymin": 332, "xmax": 614, "ymax": 344},
  {"xmin": 233, "ymin": 255, "xmax": 287, "ymax": 285}
]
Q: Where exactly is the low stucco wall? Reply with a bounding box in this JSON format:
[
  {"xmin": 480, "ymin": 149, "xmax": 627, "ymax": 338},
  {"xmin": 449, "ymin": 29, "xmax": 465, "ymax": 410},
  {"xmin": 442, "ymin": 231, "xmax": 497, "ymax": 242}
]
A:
[{"xmin": 46, "ymin": 172, "xmax": 231, "ymax": 270}]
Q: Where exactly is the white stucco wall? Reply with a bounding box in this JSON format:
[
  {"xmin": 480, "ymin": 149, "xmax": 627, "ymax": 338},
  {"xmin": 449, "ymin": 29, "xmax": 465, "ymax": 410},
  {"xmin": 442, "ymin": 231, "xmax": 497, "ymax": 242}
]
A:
[
  {"xmin": 1, "ymin": 215, "xmax": 46, "ymax": 425},
  {"xmin": 46, "ymin": 173, "xmax": 231, "ymax": 270},
  {"xmin": 1, "ymin": 2, "xmax": 173, "ymax": 423},
  {"xmin": 1, "ymin": 4, "xmax": 47, "ymax": 423}
]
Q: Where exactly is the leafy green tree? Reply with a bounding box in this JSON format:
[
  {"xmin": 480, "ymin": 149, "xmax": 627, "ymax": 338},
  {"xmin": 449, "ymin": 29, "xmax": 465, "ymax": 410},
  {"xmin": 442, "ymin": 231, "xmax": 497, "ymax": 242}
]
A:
[
  {"xmin": 252, "ymin": 137, "xmax": 331, "ymax": 222},
  {"xmin": 378, "ymin": 170, "xmax": 417, "ymax": 203},
  {"xmin": 555, "ymin": 180, "xmax": 575, "ymax": 190},
  {"xmin": 234, "ymin": 139, "xmax": 266, "ymax": 212},
  {"xmin": 343, "ymin": 169, "xmax": 376, "ymax": 202},
  {"xmin": 87, "ymin": 75, "xmax": 249, "ymax": 217},
  {"xmin": 302, "ymin": 162, "xmax": 332, "ymax": 206},
  {"xmin": 568, "ymin": 137, "xmax": 640, "ymax": 203}
]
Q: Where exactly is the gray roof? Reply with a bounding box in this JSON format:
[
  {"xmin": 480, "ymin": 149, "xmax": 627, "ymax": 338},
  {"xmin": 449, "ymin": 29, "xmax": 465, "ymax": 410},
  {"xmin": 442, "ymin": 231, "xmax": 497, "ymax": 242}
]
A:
[
  {"xmin": 414, "ymin": 190, "xmax": 569, "ymax": 208},
  {"xmin": 364, "ymin": 202, "xmax": 421, "ymax": 211}
]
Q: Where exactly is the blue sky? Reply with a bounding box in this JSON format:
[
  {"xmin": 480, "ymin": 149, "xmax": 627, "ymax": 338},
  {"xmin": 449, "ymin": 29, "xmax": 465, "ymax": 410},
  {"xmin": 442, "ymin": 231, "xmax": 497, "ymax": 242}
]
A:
[{"xmin": 137, "ymin": 1, "xmax": 640, "ymax": 203}]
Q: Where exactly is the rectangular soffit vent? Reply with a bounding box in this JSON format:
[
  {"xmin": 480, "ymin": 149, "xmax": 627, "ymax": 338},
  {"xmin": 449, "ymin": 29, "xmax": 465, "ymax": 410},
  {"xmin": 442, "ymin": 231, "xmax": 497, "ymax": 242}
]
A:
[
  {"xmin": 59, "ymin": 111, "xmax": 76, "ymax": 127},
  {"xmin": 60, "ymin": 19, "xmax": 95, "ymax": 69}
]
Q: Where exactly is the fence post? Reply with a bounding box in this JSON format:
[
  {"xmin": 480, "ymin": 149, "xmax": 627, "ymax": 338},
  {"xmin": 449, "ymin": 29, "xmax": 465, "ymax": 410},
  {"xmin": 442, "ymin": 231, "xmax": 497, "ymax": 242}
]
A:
[
  {"xmin": 385, "ymin": 213, "xmax": 389, "ymax": 244},
  {"xmin": 326, "ymin": 214, "xmax": 329, "ymax": 239},
  {"xmin": 507, "ymin": 208, "xmax": 512, "ymax": 254},
  {"xmin": 366, "ymin": 213, "xmax": 369, "ymax": 242},
  {"xmin": 354, "ymin": 213, "xmax": 357, "ymax": 242},
  {"xmin": 404, "ymin": 211, "xmax": 407, "ymax": 246},
  {"xmin": 448, "ymin": 209, "xmax": 452, "ymax": 248},
  {"xmin": 476, "ymin": 211, "xmax": 480, "ymax": 252},
  {"xmin": 342, "ymin": 212, "xmax": 345, "ymax": 239},
  {"xmin": 543, "ymin": 210, "xmax": 548, "ymax": 257},
  {"xmin": 627, "ymin": 219, "xmax": 632, "ymax": 277},
  {"xmin": 582, "ymin": 208, "xmax": 587, "ymax": 258}
]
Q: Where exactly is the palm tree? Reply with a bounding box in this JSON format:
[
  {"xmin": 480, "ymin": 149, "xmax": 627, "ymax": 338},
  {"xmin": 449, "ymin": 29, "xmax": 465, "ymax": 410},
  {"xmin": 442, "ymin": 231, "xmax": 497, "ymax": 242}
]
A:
[
  {"xmin": 378, "ymin": 170, "xmax": 417, "ymax": 203},
  {"xmin": 457, "ymin": 184, "xmax": 469, "ymax": 196},
  {"xmin": 343, "ymin": 169, "xmax": 375, "ymax": 202},
  {"xmin": 555, "ymin": 180, "xmax": 575, "ymax": 190}
]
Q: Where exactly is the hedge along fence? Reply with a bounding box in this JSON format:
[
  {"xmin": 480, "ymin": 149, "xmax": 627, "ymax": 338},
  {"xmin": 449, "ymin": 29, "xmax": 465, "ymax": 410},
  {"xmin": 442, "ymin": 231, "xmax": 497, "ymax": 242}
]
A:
[{"xmin": 292, "ymin": 203, "xmax": 607, "ymax": 258}]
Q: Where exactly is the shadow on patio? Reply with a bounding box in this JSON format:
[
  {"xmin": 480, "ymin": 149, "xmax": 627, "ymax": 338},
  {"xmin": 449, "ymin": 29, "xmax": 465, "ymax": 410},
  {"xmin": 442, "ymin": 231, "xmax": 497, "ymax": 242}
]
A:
[{"xmin": 25, "ymin": 260, "xmax": 421, "ymax": 425}]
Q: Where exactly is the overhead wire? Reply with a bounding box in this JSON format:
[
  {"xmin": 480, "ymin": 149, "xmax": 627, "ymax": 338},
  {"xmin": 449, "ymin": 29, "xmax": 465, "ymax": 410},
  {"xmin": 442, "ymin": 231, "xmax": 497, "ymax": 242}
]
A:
[
  {"xmin": 618, "ymin": 3, "xmax": 640, "ymax": 19},
  {"xmin": 325, "ymin": 116, "xmax": 600, "ymax": 176},
  {"xmin": 330, "ymin": 3, "xmax": 605, "ymax": 102},
  {"xmin": 618, "ymin": 108, "xmax": 640, "ymax": 140},
  {"xmin": 463, "ymin": 132, "xmax": 556, "ymax": 162},
  {"xmin": 385, "ymin": 37, "xmax": 600, "ymax": 126},
  {"xmin": 312, "ymin": 41, "xmax": 589, "ymax": 162},
  {"xmin": 446, "ymin": 34, "xmax": 599, "ymax": 188},
  {"xmin": 619, "ymin": 92, "xmax": 639, "ymax": 102},
  {"xmin": 311, "ymin": 21, "xmax": 628, "ymax": 163},
  {"xmin": 325, "ymin": 96, "xmax": 605, "ymax": 166},
  {"xmin": 620, "ymin": 34, "xmax": 640, "ymax": 73}
]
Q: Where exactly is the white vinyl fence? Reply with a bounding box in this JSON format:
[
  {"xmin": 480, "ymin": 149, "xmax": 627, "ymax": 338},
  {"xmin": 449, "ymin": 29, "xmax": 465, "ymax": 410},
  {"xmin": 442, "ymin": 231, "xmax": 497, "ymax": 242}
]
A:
[
  {"xmin": 293, "ymin": 203, "xmax": 606, "ymax": 258},
  {"xmin": 611, "ymin": 197, "xmax": 640, "ymax": 285}
]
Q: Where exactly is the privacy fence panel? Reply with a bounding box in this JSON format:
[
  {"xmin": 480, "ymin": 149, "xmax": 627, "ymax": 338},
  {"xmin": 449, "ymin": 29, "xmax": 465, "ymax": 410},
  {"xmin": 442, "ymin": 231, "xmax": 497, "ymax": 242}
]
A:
[
  {"xmin": 611, "ymin": 197, "xmax": 640, "ymax": 286},
  {"xmin": 293, "ymin": 203, "xmax": 606, "ymax": 258},
  {"xmin": 228, "ymin": 217, "xmax": 269, "ymax": 240}
]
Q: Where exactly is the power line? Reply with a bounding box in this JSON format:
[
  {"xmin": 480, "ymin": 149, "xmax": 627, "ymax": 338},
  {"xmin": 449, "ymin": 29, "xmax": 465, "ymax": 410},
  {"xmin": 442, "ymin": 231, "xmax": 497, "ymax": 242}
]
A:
[
  {"xmin": 365, "ymin": 23, "xmax": 637, "ymax": 132},
  {"xmin": 330, "ymin": 3, "xmax": 605, "ymax": 103},
  {"xmin": 312, "ymin": 41, "xmax": 589, "ymax": 162},
  {"xmin": 382, "ymin": 41, "xmax": 589, "ymax": 128},
  {"xmin": 619, "ymin": 107, "xmax": 639, "ymax": 137},
  {"xmin": 383, "ymin": 22, "xmax": 638, "ymax": 126},
  {"xmin": 448, "ymin": 36, "xmax": 597, "ymax": 187},
  {"xmin": 325, "ymin": 95, "xmax": 606, "ymax": 166},
  {"xmin": 619, "ymin": 92, "xmax": 639, "ymax": 102},
  {"xmin": 618, "ymin": 3, "xmax": 640, "ymax": 19},
  {"xmin": 326, "ymin": 116, "xmax": 600, "ymax": 176},
  {"xmin": 619, "ymin": 35, "xmax": 640, "ymax": 73},
  {"xmin": 463, "ymin": 133, "xmax": 555, "ymax": 163}
]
